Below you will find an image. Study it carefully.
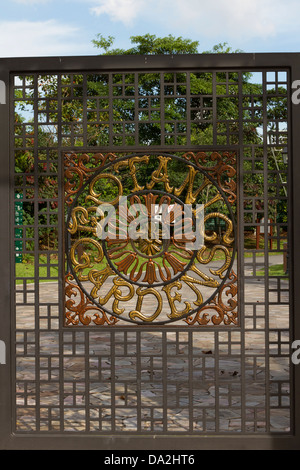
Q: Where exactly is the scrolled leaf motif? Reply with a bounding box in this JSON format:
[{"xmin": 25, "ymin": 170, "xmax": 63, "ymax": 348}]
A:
[
  {"xmin": 182, "ymin": 151, "xmax": 237, "ymax": 204},
  {"xmin": 184, "ymin": 270, "xmax": 238, "ymax": 326},
  {"xmin": 64, "ymin": 152, "xmax": 119, "ymax": 205},
  {"xmin": 65, "ymin": 273, "xmax": 119, "ymax": 326}
]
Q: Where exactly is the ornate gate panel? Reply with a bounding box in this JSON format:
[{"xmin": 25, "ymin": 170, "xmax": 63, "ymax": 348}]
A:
[
  {"xmin": 64, "ymin": 151, "xmax": 237, "ymax": 327},
  {"xmin": 0, "ymin": 54, "xmax": 299, "ymax": 449}
]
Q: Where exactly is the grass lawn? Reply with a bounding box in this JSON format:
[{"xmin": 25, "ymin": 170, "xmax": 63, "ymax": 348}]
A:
[
  {"xmin": 15, "ymin": 231, "xmax": 288, "ymax": 284},
  {"xmin": 15, "ymin": 243, "xmax": 233, "ymax": 283},
  {"xmin": 15, "ymin": 255, "xmax": 59, "ymax": 284},
  {"xmin": 244, "ymin": 232, "xmax": 287, "ymax": 252},
  {"xmin": 256, "ymin": 264, "xmax": 287, "ymax": 277}
]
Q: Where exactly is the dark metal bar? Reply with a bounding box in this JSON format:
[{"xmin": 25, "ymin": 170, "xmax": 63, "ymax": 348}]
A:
[
  {"xmin": 188, "ymin": 330, "xmax": 193, "ymax": 432},
  {"xmin": 186, "ymin": 72, "xmax": 191, "ymax": 148},
  {"xmin": 162, "ymin": 330, "xmax": 168, "ymax": 433},
  {"xmin": 160, "ymin": 71, "xmax": 165, "ymax": 147},
  {"xmin": 33, "ymin": 72, "xmax": 41, "ymax": 432},
  {"xmin": 0, "ymin": 66, "xmax": 13, "ymax": 447},
  {"xmin": 0, "ymin": 52, "xmax": 299, "ymax": 74},
  {"xmin": 238, "ymin": 70, "xmax": 247, "ymax": 432},
  {"xmin": 110, "ymin": 330, "xmax": 116, "ymax": 432},
  {"xmin": 136, "ymin": 330, "xmax": 142, "ymax": 433},
  {"xmin": 290, "ymin": 58, "xmax": 300, "ymax": 441},
  {"xmin": 263, "ymin": 70, "xmax": 272, "ymax": 432}
]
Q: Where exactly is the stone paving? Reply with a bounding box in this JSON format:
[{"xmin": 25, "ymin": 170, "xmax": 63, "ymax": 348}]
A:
[{"xmin": 14, "ymin": 254, "xmax": 291, "ymax": 434}]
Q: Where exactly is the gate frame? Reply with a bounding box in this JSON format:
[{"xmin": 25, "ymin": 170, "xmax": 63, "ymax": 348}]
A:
[{"xmin": 0, "ymin": 52, "xmax": 299, "ymax": 450}]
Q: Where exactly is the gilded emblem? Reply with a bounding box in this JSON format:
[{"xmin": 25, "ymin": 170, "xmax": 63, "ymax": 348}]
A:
[{"xmin": 64, "ymin": 152, "xmax": 237, "ymax": 325}]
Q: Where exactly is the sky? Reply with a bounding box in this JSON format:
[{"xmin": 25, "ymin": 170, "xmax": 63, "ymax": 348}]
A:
[{"xmin": 0, "ymin": 0, "xmax": 300, "ymax": 58}]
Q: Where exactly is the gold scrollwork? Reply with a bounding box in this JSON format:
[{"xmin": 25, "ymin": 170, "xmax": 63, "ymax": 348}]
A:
[
  {"xmin": 64, "ymin": 152, "xmax": 119, "ymax": 205},
  {"xmin": 65, "ymin": 273, "xmax": 119, "ymax": 326},
  {"xmin": 184, "ymin": 270, "xmax": 238, "ymax": 326},
  {"xmin": 68, "ymin": 206, "xmax": 99, "ymax": 235}
]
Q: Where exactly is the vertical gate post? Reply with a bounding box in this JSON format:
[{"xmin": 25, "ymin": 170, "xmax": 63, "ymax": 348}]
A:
[
  {"xmin": 0, "ymin": 63, "xmax": 11, "ymax": 448},
  {"xmin": 290, "ymin": 60, "xmax": 300, "ymax": 443}
]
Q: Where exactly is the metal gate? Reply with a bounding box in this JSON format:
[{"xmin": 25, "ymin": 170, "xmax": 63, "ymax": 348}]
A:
[{"xmin": 0, "ymin": 53, "xmax": 300, "ymax": 449}]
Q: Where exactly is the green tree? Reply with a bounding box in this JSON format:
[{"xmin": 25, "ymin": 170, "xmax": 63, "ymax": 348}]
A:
[
  {"xmin": 91, "ymin": 35, "xmax": 288, "ymax": 236},
  {"xmin": 92, "ymin": 33, "xmax": 200, "ymax": 55},
  {"xmin": 90, "ymin": 35, "xmax": 262, "ymax": 148}
]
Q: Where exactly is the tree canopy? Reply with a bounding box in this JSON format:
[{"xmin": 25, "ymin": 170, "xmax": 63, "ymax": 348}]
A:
[
  {"xmin": 92, "ymin": 33, "xmax": 200, "ymax": 55},
  {"xmin": 92, "ymin": 34, "xmax": 242, "ymax": 56}
]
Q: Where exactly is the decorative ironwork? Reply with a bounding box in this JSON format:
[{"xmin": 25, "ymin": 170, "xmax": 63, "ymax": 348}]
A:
[
  {"xmin": 65, "ymin": 152, "xmax": 119, "ymax": 206},
  {"xmin": 182, "ymin": 151, "xmax": 237, "ymax": 204},
  {"xmin": 65, "ymin": 151, "xmax": 237, "ymax": 325},
  {"xmin": 65, "ymin": 273, "xmax": 119, "ymax": 326},
  {"xmin": 10, "ymin": 60, "xmax": 292, "ymax": 443},
  {"xmin": 184, "ymin": 270, "xmax": 238, "ymax": 326}
]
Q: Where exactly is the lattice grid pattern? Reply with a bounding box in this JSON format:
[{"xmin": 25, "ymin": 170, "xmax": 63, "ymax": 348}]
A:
[{"xmin": 13, "ymin": 68, "xmax": 290, "ymax": 434}]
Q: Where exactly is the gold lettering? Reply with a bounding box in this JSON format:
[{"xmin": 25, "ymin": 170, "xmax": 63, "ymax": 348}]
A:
[
  {"xmin": 204, "ymin": 213, "xmax": 234, "ymax": 245},
  {"xmin": 146, "ymin": 156, "xmax": 173, "ymax": 192},
  {"xmin": 196, "ymin": 245, "xmax": 232, "ymax": 279},
  {"xmin": 89, "ymin": 268, "xmax": 134, "ymax": 315},
  {"xmin": 181, "ymin": 265, "xmax": 220, "ymax": 307},
  {"xmin": 129, "ymin": 287, "xmax": 162, "ymax": 322},
  {"xmin": 114, "ymin": 155, "xmax": 150, "ymax": 192},
  {"xmin": 162, "ymin": 281, "xmax": 191, "ymax": 319},
  {"xmin": 174, "ymin": 166, "xmax": 211, "ymax": 204},
  {"xmin": 86, "ymin": 173, "xmax": 123, "ymax": 206}
]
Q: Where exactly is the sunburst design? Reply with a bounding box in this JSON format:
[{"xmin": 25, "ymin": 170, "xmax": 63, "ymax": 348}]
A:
[{"xmin": 138, "ymin": 237, "xmax": 163, "ymax": 256}]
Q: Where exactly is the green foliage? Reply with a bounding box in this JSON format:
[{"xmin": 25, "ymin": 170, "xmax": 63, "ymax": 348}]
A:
[
  {"xmin": 202, "ymin": 42, "xmax": 243, "ymax": 54},
  {"xmin": 276, "ymin": 200, "xmax": 288, "ymax": 228},
  {"xmin": 257, "ymin": 264, "xmax": 286, "ymax": 277},
  {"xmin": 90, "ymin": 35, "xmax": 262, "ymax": 147},
  {"xmin": 14, "ymin": 35, "xmax": 288, "ymax": 256},
  {"xmin": 92, "ymin": 33, "xmax": 200, "ymax": 55}
]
